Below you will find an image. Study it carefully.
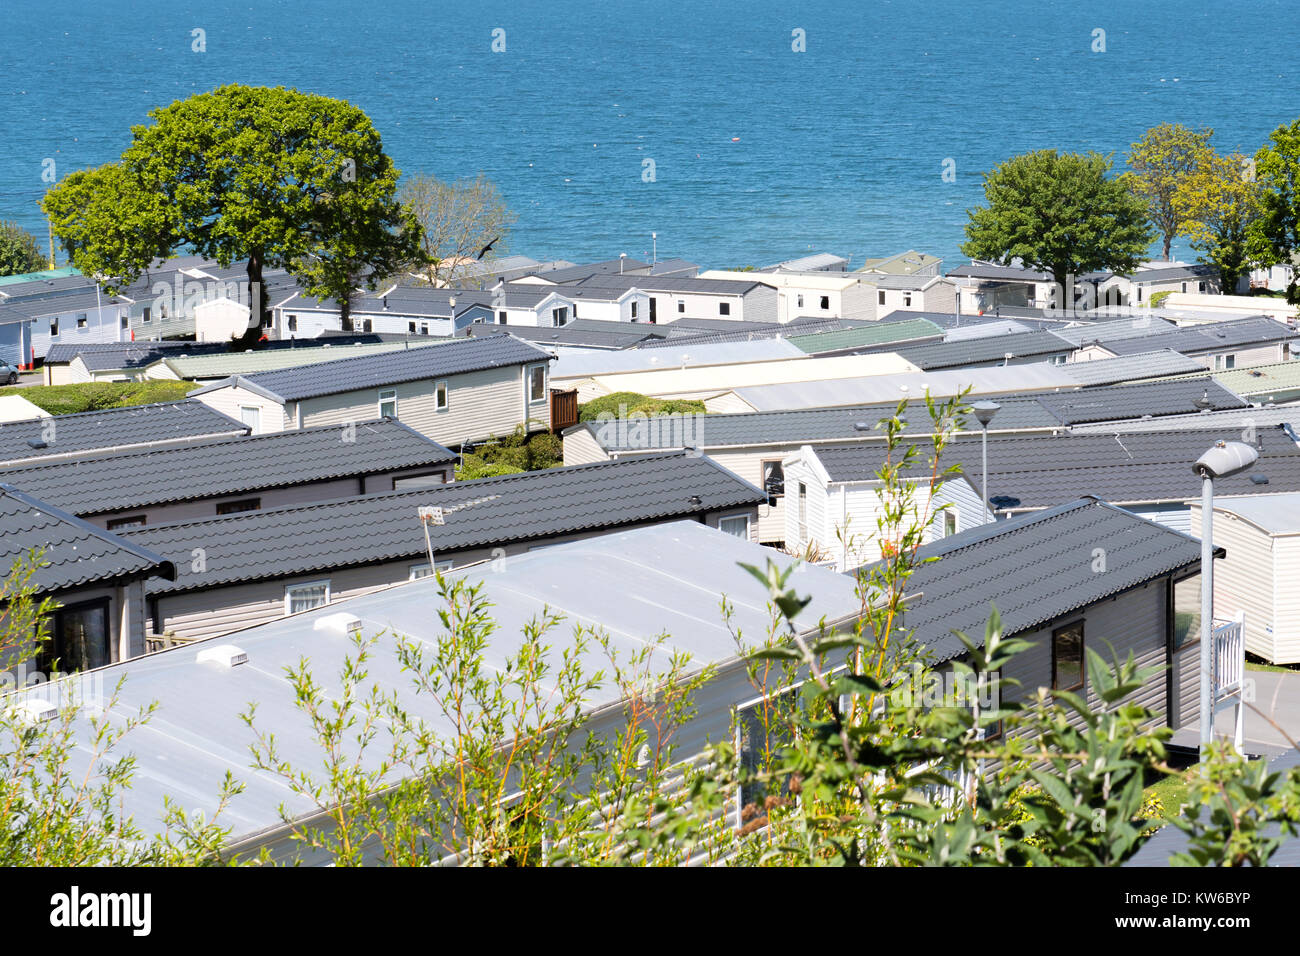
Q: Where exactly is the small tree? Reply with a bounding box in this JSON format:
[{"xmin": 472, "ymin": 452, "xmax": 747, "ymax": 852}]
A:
[
  {"xmin": 42, "ymin": 85, "xmax": 422, "ymax": 345},
  {"xmin": 1174, "ymin": 147, "xmax": 1267, "ymax": 295},
  {"xmin": 1126, "ymin": 123, "xmax": 1215, "ymax": 261},
  {"xmin": 0, "ymin": 222, "xmax": 48, "ymax": 276},
  {"xmin": 962, "ymin": 150, "xmax": 1156, "ymax": 297},
  {"xmin": 1250, "ymin": 117, "xmax": 1300, "ymax": 303},
  {"xmin": 398, "ymin": 172, "xmax": 517, "ymax": 287}
]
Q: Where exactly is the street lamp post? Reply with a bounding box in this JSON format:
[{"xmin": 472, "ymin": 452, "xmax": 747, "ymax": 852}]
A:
[
  {"xmin": 972, "ymin": 402, "xmax": 1000, "ymax": 524},
  {"xmin": 1192, "ymin": 440, "xmax": 1259, "ymax": 753}
]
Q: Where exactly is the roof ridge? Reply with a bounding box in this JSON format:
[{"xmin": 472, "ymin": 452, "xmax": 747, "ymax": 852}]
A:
[{"xmin": 119, "ymin": 450, "xmax": 716, "ymax": 534}]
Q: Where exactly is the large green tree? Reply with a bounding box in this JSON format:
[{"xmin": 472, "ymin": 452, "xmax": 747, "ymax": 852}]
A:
[
  {"xmin": 0, "ymin": 221, "xmax": 49, "ymax": 276},
  {"xmin": 1250, "ymin": 118, "xmax": 1300, "ymax": 303},
  {"xmin": 962, "ymin": 150, "xmax": 1155, "ymax": 299},
  {"xmin": 1173, "ymin": 147, "xmax": 1265, "ymax": 295},
  {"xmin": 1125, "ymin": 123, "xmax": 1214, "ymax": 260},
  {"xmin": 42, "ymin": 85, "xmax": 422, "ymax": 343}
]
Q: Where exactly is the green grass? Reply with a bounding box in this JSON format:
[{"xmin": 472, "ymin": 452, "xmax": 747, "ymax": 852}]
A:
[
  {"xmin": 1144, "ymin": 770, "xmax": 1192, "ymax": 822},
  {"xmin": 1246, "ymin": 657, "xmax": 1300, "ymax": 674},
  {"xmin": 0, "ymin": 380, "xmax": 194, "ymax": 415}
]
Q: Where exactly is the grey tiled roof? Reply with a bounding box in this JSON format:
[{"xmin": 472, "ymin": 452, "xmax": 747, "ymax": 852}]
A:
[
  {"xmin": 947, "ymin": 263, "xmax": 1053, "ymax": 282},
  {"xmin": 43, "ymin": 341, "xmax": 197, "ymax": 365},
  {"xmin": 1031, "ymin": 378, "xmax": 1247, "ymax": 424},
  {"xmin": 812, "ymin": 425, "xmax": 1300, "ymax": 511},
  {"xmin": 578, "ymin": 398, "xmax": 1061, "ymax": 452},
  {"xmin": 525, "ymin": 259, "xmax": 653, "ymax": 283},
  {"xmin": 0, "ymin": 401, "xmax": 247, "ymax": 468},
  {"xmin": 578, "ymin": 379, "xmax": 1246, "ymax": 452},
  {"xmin": 123, "ymin": 452, "xmax": 766, "ymax": 596},
  {"xmin": 865, "ymin": 498, "xmax": 1206, "ymax": 662},
  {"xmin": 893, "ymin": 330, "xmax": 1075, "ymax": 369},
  {"xmin": 201, "ymin": 333, "xmax": 553, "ymax": 402},
  {"xmin": 1132, "ymin": 263, "xmax": 1219, "ymax": 283},
  {"xmin": 1055, "ymin": 350, "xmax": 1205, "ymax": 385},
  {"xmin": 1093, "ymin": 317, "xmax": 1297, "ymax": 356},
  {"xmin": 0, "ymin": 485, "xmax": 173, "ymax": 593},
  {"xmin": 575, "ymin": 273, "xmax": 764, "ymax": 295},
  {"xmin": 0, "ymin": 419, "xmax": 454, "ymax": 517},
  {"xmin": 463, "ymin": 320, "xmax": 667, "ymax": 349}
]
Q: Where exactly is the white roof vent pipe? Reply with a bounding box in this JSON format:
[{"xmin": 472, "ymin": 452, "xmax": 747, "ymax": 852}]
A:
[
  {"xmin": 196, "ymin": 644, "xmax": 249, "ymax": 668},
  {"xmin": 314, "ymin": 613, "xmax": 363, "ymax": 637}
]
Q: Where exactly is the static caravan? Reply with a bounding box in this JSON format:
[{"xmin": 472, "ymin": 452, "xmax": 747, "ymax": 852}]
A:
[{"xmin": 1191, "ymin": 494, "xmax": 1300, "ymax": 664}]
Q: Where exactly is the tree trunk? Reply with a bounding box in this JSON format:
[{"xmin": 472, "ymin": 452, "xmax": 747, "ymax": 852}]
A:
[
  {"xmin": 234, "ymin": 251, "xmax": 266, "ymax": 350},
  {"xmin": 1163, "ymin": 235, "xmax": 1172, "ymax": 261}
]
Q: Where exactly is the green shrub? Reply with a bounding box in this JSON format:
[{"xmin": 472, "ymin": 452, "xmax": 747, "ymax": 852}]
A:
[
  {"xmin": 455, "ymin": 456, "xmax": 526, "ymax": 481},
  {"xmin": 1148, "ymin": 290, "xmax": 1174, "ymax": 309},
  {"xmin": 578, "ymin": 391, "xmax": 706, "ymax": 422},
  {"xmin": 0, "ymin": 380, "xmax": 194, "ymax": 415}
]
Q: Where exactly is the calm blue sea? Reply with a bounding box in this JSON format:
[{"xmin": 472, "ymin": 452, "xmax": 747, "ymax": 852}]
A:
[{"xmin": 0, "ymin": 0, "xmax": 1295, "ymax": 271}]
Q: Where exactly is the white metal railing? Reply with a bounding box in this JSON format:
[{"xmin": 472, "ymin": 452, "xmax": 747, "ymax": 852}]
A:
[{"xmin": 1211, "ymin": 613, "xmax": 1246, "ymax": 753}]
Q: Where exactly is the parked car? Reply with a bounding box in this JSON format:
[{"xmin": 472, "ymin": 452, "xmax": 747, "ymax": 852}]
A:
[{"xmin": 0, "ymin": 360, "xmax": 19, "ymax": 385}]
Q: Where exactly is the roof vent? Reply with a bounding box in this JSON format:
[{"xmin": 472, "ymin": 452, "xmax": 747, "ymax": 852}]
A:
[
  {"xmin": 26, "ymin": 438, "xmax": 47, "ymax": 449},
  {"xmin": 1251, "ymin": 474, "xmax": 1270, "ymax": 485},
  {"xmin": 8, "ymin": 699, "xmax": 58, "ymax": 724},
  {"xmin": 314, "ymin": 612, "xmax": 363, "ymax": 636},
  {"xmin": 195, "ymin": 644, "xmax": 248, "ymax": 668}
]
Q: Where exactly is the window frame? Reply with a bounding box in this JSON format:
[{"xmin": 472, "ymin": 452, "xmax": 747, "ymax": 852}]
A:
[
  {"xmin": 239, "ymin": 405, "xmax": 261, "ymax": 433},
  {"xmin": 1051, "ymin": 619, "xmax": 1085, "ymax": 693},
  {"xmin": 378, "ymin": 387, "xmax": 398, "ymax": 418},
  {"xmin": 435, "ymin": 380, "xmax": 449, "ymax": 411},
  {"xmin": 528, "ymin": 365, "xmax": 547, "ymax": 403},
  {"xmin": 215, "ymin": 497, "xmax": 261, "ymax": 516},
  {"xmin": 106, "ymin": 515, "xmax": 147, "ymax": 531},
  {"xmin": 877, "ymin": 290, "xmax": 886, "ymax": 306},
  {"xmin": 819, "ymin": 295, "xmax": 830, "ymax": 310},
  {"xmin": 284, "ymin": 579, "xmax": 331, "ymax": 616},
  {"xmin": 717, "ymin": 514, "xmax": 751, "ymax": 539},
  {"xmin": 719, "ymin": 302, "xmax": 731, "ymax": 316},
  {"xmin": 761, "ymin": 459, "xmax": 785, "ymax": 497}
]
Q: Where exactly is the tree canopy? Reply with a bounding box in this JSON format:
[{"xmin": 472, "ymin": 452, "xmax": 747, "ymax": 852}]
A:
[
  {"xmin": 398, "ymin": 172, "xmax": 516, "ymax": 287},
  {"xmin": 42, "ymin": 85, "xmax": 422, "ymax": 342},
  {"xmin": 1125, "ymin": 123, "xmax": 1214, "ymax": 260},
  {"xmin": 0, "ymin": 221, "xmax": 49, "ymax": 276},
  {"xmin": 961, "ymin": 149, "xmax": 1155, "ymax": 298},
  {"xmin": 1173, "ymin": 146, "xmax": 1265, "ymax": 295},
  {"xmin": 1251, "ymin": 118, "xmax": 1300, "ymax": 302}
]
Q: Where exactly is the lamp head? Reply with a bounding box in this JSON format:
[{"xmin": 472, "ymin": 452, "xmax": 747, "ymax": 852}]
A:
[{"xmin": 1194, "ymin": 440, "xmax": 1259, "ymax": 480}]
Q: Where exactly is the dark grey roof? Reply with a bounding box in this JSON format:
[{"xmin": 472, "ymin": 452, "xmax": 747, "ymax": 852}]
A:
[
  {"xmin": 1054, "ymin": 350, "xmax": 1207, "ymax": 386},
  {"xmin": 893, "ymin": 330, "xmax": 1075, "ymax": 369},
  {"xmin": 1031, "ymin": 378, "xmax": 1247, "ymax": 424},
  {"xmin": 43, "ymin": 341, "xmax": 197, "ymax": 365},
  {"xmin": 636, "ymin": 316, "xmax": 868, "ymax": 349},
  {"xmin": 1132, "ymin": 263, "xmax": 1220, "ymax": 283},
  {"xmin": 464, "ymin": 320, "xmax": 666, "ymax": 349},
  {"xmin": 574, "ymin": 273, "xmax": 764, "ymax": 295},
  {"xmin": 201, "ymin": 333, "xmax": 553, "ymax": 402},
  {"xmin": 946, "ymin": 263, "xmax": 1053, "ymax": 282},
  {"xmin": 0, "ymin": 401, "xmax": 247, "ymax": 468},
  {"xmin": 812, "ymin": 425, "xmax": 1300, "ymax": 512},
  {"xmin": 1, "ymin": 289, "xmax": 133, "ymax": 318},
  {"xmin": 122, "ymin": 452, "xmax": 766, "ymax": 595},
  {"xmin": 524, "ymin": 259, "xmax": 653, "ymax": 284},
  {"xmin": 0, "ymin": 485, "xmax": 173, "ymax": 593},
  {"xmin": 578, "ymin": 399, "xmax": 1061, "ymax": 452},
  {"xmin": 1092, "ymin": 317, "xmax": 1297, "ymax": 356},
  {"xmin": 647, "ymin": 258, "xmax": 699, "ymax": 276},
  {"xmin": 0, "ymin": 419, "xmax": 453, "ymax": 517},
  {"xmin": 866, "ymin": 498, "xmax": 1206, "ymax": 662},
  {"xmin": 578, "ymin": 379, "xmax": 1246, "ymax": 452}
]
